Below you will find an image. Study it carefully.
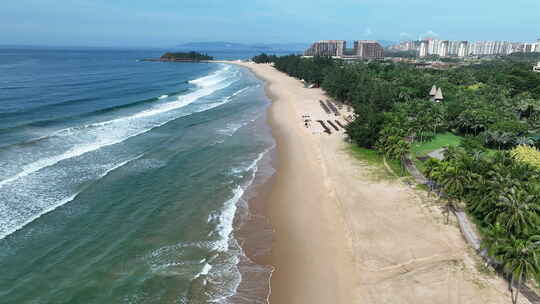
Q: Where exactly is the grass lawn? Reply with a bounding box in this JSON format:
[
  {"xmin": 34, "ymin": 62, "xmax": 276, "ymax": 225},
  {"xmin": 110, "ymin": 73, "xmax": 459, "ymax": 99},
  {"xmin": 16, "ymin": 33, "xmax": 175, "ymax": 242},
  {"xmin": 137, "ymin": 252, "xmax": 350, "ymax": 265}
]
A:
[
  {"xmin": 410, "ymin": 132, "xmax": 463, "ymax": 174},
  {"xmin": 411, "ymin": 132, "xmax": 463, "ymax": 157},
  {"xmin": 348, "ymin": 145, "xmax": 408, "ymax": 178}
]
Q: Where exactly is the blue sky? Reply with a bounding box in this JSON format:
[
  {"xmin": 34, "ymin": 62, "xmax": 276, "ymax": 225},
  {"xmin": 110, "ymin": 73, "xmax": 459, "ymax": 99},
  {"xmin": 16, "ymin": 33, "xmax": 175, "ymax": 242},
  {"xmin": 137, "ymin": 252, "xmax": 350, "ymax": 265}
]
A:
[{"xmin": 1, "ymin": 0, "xmax": 539, "ymax": 47}]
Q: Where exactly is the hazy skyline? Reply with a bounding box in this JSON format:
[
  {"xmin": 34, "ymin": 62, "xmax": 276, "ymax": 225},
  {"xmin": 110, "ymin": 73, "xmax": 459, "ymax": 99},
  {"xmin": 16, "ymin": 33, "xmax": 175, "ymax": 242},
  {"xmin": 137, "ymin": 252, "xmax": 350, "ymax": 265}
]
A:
[{"xmin": 2, "ymin": 0, "xmax": 539, "ymax": 47}]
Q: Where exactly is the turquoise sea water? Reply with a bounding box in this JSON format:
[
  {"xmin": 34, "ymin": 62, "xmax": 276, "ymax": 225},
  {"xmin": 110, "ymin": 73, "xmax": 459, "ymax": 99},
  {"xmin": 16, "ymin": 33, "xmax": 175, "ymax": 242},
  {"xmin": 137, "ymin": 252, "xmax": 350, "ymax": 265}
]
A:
[{"xmin": 0, "ymin": 48, "xmax": 275, "ymax": 303}]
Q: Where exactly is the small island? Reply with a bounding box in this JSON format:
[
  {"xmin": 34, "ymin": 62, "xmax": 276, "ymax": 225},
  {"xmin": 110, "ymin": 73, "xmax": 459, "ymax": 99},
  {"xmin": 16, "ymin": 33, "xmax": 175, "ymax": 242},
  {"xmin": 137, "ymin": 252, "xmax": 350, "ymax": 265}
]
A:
[{"xmin": 142, "ymin": 51, "xmax": 214, "ymax": 63}]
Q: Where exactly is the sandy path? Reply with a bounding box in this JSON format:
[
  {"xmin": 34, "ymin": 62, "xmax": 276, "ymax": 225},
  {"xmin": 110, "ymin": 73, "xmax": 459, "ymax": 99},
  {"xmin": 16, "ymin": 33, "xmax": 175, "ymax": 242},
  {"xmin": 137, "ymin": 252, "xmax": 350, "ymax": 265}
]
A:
[{"xmin": 224, "ymin": 61, "xmax": 524, "ymax": 304}]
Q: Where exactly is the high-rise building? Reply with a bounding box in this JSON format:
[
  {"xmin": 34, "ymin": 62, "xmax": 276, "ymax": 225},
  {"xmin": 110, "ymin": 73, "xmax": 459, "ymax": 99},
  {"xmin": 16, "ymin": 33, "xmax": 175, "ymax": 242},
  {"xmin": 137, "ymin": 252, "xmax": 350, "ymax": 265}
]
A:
[
  {"xmin": 353, "ymin": 40, "xmax": 384, "ymax": 59},
  {"xmin": 438, "ymin": 41, "xmax": 449, "ymax": 57},
  {"xmin": 509, "ymin": 42, "xmax": 523, "ymax": 54},
  {"xmin": 468, "ymin": 41, "xmax": 514, "ymax": 56},
  {"xmin": 388, "ymin": 40, "xmax": 421, "ymax": 52},
  {"xmin": 457, "ymin": 41, "xmax": 469, "ymax": 57},
  {"xmin": 448, "ymin": 41, "xmax": 460, "ymax": 56},
  {"xmin": 405, "ymin": 41, "xmax": 421, "ymax": 52},
  {"xmin": 419, "ymin": 40, "xmax": 429, "ymax": 57},
  {"xmin": 304, "ymin": 40, "xmax": 346, "ymax": 57},
  {"xmin": 401, "ymin": 38, "xmax": 539, "ymax": 57},
  {"xmin": 427, "ymin": 39, "xmax": 438, "ymax": 55}
]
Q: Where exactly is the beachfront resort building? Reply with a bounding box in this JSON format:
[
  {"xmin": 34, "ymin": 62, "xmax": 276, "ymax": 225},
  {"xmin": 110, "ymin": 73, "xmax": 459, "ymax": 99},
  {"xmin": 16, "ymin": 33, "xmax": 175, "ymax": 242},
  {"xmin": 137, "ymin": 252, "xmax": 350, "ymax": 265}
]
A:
[
  {"xmin": 304, "ymin": 40, "xmax": 383, "ymax": 59},
  {"xmin": 304, "ymin": 40, "xmax": 346, "ymax": 57},
  {"xmin": 354, "ymin": 40, "xmax": 384, "ymax": 59}
]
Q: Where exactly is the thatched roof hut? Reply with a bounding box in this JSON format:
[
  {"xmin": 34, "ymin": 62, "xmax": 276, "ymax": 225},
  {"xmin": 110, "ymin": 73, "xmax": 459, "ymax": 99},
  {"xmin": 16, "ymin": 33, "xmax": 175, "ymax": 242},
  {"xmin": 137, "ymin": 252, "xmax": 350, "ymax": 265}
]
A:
[
  {"xmin": 435, "ymin": 88, "xmax": 444, "ymax": 101},
  {"xmin": 429, "ymin": 85, "xmax": 437, "ymax": 96}
]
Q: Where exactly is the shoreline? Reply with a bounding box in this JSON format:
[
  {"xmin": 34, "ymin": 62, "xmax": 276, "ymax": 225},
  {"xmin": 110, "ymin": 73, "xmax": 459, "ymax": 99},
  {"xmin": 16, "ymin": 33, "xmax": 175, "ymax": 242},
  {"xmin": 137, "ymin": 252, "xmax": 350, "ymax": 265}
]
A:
[
  {"xmin": 228, "ymin": 61, "xmax": 359, "ymax": 303},
  {"xmin": 225, "ymin": 61, "xmax": 519, "ymax": 304}
]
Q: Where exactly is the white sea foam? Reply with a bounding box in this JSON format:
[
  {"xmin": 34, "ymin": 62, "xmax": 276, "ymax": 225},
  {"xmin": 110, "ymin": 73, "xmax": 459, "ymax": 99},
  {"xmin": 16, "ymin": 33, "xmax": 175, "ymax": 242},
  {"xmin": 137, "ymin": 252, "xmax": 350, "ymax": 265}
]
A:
[
  {"xmin": 229, "ymin": 86, "xmax": 249, "ymax": 98},
  {"xmin": 211, "ymin": 146, "xmax": 274, "ymax": 302},
  {"xmin": 196, "ymin": 263, "xmax": 213, "ymax": 278},
  {"xmin": 212, "ymin": 87, "xmax": 257, "ymax": 137},
  {"xmin": 189, "ymin": 65, "xmax": 231, "ymax": 87},
  {"xmin": 0, "ymin": 66, "xmax": 236, "ymax": 190},
  {"xmin": 213, "ymin": 186, "xmax": 244, "ymax": 252},
  {"xmin": 141, "ymin": 145, "xmax": 274, "ymax": 303},
  {"xmin": 217, "ymin": 122, "xmax": 246, "ymax": 137},
  {"xmin": 212, "ymin": 146, "xmax": 272, "ymax": 248},
  {"xmin": 158, "ymin": 95, "xmax": 168, "ymax": 100},
  {"xmin": 0, "ymin": 153, "xmax": 144, "ymax": 240}
]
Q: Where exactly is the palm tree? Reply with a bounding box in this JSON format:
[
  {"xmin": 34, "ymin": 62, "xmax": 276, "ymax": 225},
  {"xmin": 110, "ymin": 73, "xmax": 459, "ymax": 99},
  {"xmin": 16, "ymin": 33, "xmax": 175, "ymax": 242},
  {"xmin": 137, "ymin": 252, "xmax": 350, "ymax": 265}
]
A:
[
  {"xmin": 486, "ymin": 131, "xmax": 514, "ymax": 150},
  {"xmin": 500, "ymin": 132, "xmax": 514, "ymax": 149},
  {"xmin": 431, "ymin": 109, "xmax": 446, "ymax": 135},
  {"xmin": 514, "ymin": 137, "xmax": 534, "ymax": 146},
  {"xmin": 481, "ymin": 222, "xmax": 507, "ymax": 257},
  {"xmin": 438, "ymin": 163, "xmax": 469, "ymax": 197},
  {"xmin": 429, "ymin": 160, "xmax": 470, "ymax": 223},
  {"xmin": 486, "ymin": 186, "xmax": 540, "ymax": 236},
  {"xmin": 495, "ymin": 235, "xmax": 540, "ymax": 304}
]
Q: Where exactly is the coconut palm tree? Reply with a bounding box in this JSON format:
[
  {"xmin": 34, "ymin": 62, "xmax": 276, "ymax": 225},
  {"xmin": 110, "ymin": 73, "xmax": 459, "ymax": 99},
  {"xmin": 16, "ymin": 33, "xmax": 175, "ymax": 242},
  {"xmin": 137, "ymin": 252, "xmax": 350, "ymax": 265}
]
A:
[
  {"xmin": 486, "ymin": 131, "xmax": 515, "ymax": 150},
  {"xmin": 428, "ymin": 159, "xmax": 471, "ymax": 223},
  {"xmin": 481, "ymin": 222, "xmax": 507, "ymax": 257},
  {"xmin": 514, "ymin": 136, "xmax": 534, "ymax": 146},
  {"xmin": 495, "ymin": 235, "xmax": 540, "ymax": 304},
  {"xmin": 486, "ymin": 186, "xmax": 540, "ymax": 236},
  {"xmin": 500, "ymin": 132, "xmax": 514, "ymax": 149}
]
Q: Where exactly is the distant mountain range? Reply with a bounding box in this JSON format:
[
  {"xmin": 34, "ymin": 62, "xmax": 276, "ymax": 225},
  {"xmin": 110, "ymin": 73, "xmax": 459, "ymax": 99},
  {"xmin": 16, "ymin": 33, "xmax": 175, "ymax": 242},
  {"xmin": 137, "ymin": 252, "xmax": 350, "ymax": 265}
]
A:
[
  {"xmin": 175, "ymin": 41, "xmax": 310, "ymax": 52},
  {"xmin": 176, "ymin": 40, "xmax": 397, "ymax": 53}
]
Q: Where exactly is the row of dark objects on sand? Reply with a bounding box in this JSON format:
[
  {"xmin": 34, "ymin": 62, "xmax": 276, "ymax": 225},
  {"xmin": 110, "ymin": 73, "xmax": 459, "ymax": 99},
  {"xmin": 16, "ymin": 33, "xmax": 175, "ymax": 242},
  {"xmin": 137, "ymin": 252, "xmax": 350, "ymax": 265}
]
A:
[
  {"xmin": 326, "ymin": 100, "xmax": 340, "ymax": 116},
  {"xmin": 319, "ymin": 100, "xmax": 331, "ymax": 115},
  {"xmin": 316, "ymin": 120, "xmax": 343, "ymax": 134},
  {"xmin": 319, "ymin": 100, "xmax": 342, "ymax": 116},
  {"xmin": 327, "ymin": 120, "xmax": 339, "ymax": 131}
]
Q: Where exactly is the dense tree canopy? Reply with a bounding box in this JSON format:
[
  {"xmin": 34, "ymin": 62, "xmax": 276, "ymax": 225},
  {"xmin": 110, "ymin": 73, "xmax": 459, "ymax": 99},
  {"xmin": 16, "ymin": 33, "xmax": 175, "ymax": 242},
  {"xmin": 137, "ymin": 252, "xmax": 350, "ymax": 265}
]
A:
[
  {"xmin": 253, "ymin": 54, "xmax": 540, "ymax": 150},
  {"xmin": 160, "ymin": 51, "xmax": 213, "ymax": 61},
  {"xmin": 251, "ymin": 53, "xmax": 278, "ymax": 64}
]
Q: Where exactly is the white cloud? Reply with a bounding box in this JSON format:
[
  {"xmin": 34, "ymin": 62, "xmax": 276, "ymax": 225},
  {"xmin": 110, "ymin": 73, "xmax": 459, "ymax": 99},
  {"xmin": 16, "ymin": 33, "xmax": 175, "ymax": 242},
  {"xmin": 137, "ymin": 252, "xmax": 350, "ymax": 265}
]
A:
[
  {"xmin": 422, "ymin": 30, "xmax": 439, "ymax": 38},
  {"xmin": 399, "ymin": 32, "xmax": 411, "ymax": 39}
]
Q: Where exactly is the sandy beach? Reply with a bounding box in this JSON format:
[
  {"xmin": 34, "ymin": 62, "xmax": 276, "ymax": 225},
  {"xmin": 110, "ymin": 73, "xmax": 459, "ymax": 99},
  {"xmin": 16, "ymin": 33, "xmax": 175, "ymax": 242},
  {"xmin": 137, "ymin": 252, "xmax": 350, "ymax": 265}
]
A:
[{"xmin": 225, "ymin": 61, "xmax": 526, "ymax": 304}]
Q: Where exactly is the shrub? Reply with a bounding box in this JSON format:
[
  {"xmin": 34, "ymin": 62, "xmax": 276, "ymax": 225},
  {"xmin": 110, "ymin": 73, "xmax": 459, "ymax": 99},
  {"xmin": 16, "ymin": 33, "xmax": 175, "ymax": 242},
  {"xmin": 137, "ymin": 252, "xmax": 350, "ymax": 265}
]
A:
[{"xmin": 510, "ymin": 145, "xmax": 540, "ymax": 171}]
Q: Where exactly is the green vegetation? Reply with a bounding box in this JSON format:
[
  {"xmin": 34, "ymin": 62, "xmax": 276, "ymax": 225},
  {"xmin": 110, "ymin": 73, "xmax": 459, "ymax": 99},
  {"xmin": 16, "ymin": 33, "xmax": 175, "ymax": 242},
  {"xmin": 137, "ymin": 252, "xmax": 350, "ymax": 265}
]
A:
[
  {"xmin": 411, "ymin": 132, "xmax": 462, "ymax": 157},
  {"xmin": 385, "ymin": 50, "xmax": 417, "ymax": 58},
  {"xmin": 160, "ymin": 51, "xmax": 213, "ymax": 61},
  {"xmin": 415, "ymin": 183, "xmax": 429, "ymax": 191},
  {"xmin": 348, "ymin": 145, "xmax": 382, "ymax": 165},
  {"xmin": 256, "ymin": 54, "xmax": 540, "ymax": 160},
  {"xmin": 507, "ymin": 52, "xmax": 540, "ymax": 61},
  {"xmin": 425, "ymin": 148, "xmax": 540, "ymax": 302},
  {"xmin": 251, "ymin": 53, "xmax": 278, "ymax": 64},
  {"xmin": 511, "ymin": 145, "xmax": 540, "ymax": 171},
  {"xmin": 348, "ymin": 145, "xmax": 408, "ymax": 178},
  {"xmin": 387, "ymin": 158, "xmax": 408, "ymax": 177},
  {"xmin": 253, "ymin": 52, "xmax": 540, "ymax": 300}
]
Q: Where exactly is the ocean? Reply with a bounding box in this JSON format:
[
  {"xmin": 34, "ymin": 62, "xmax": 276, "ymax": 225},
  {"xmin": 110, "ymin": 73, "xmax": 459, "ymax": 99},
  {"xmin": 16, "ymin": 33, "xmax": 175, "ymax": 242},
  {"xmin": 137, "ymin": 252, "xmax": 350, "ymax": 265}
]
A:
[{"xmin": 0, "ymin": 47, "xmax": 276, "ymax": 303}]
